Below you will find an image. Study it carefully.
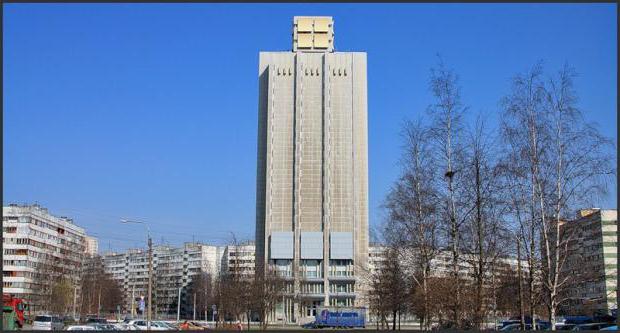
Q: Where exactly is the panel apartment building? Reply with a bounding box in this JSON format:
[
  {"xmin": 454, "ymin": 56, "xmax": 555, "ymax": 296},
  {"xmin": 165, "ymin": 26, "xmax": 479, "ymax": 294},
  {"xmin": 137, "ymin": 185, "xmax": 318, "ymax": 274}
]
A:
[
  {"xmin": 558, "ymin": 209, "xmax": 618, "ymax": 316},
  {"xmin": 2, "ymin": 204, "xmax": 93, "ymax": 313},
  {"xmin": 102, "ymin": 243, "xmax": 230, "ymax": 318},
  {"xmin": 255, "ymin": 16, "xmax": 369, "ymax": 322}
]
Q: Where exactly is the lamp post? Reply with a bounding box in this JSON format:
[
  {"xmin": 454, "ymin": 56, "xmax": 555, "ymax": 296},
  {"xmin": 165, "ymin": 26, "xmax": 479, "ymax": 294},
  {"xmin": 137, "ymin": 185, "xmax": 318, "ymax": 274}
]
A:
[
  {"xmin": 177, "ymin": 286, "xmax": 183, "ymax": 323},
  {"xmin": 121, "ymin": 219, "xmax": 152, "ymax": 331}
]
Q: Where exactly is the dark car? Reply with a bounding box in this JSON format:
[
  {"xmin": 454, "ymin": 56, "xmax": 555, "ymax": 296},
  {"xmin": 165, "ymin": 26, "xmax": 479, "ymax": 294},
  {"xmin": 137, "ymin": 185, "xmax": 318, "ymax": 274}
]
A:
[
  {"xmin": 556, "ymin": 323, "xmax": 576, "ymax": 330},
  {"xmin": 573, "ymin": 322, "xmax": 615, "ymax": 330},
  {"xmin": 302, "ymin": 321, "xmax": 318, "ymax": 329}
]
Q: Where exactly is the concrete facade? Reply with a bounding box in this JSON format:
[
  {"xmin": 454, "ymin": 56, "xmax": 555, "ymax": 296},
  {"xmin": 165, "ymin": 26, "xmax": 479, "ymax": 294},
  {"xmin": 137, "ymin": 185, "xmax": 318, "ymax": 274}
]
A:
[
  {"xmin": 559, "ymin": 209, "xmax": 618, "ymax": 315},
  {"xmin": 102, "ymin": 243, "xmax": 225, "ymax": 318},
  {"xmin": 256, "ymin": 16, "xmax": 369, "ymax": 322},
  {"xmin": 84, "ymin": 236, "xmax": 99, "ymax": 256},
  {"xmin": 2, "ymin": 204, "xmax": 89, "ymax": 314}
]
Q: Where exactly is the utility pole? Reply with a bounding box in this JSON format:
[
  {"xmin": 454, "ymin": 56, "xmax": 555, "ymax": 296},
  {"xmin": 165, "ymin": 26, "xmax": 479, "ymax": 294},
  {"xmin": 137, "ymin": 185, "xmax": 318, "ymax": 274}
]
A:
[
  {"xmin": 177, "ymin": 286, "xmax": 182, "ymax": 322},
  {"xmin": 193, "ymin": 293, "xmax": 196, "ymax": 320},
  {"xmin": 131, "ymin": 285, "xmax": 135, "ymax": 318},
  {"xmin": 98, "ymin": 288, "xmax": 101, "ymax": 317},
  {"xmin": 73, "ymin": 286, "xmax": 77, "ymax": 320},
  {"xmin": 148, "ymin": 236, "xmax": 153, "ymax": 330},
  {"xmin": 120, "ymin": 219, "xmax": 152, "ymax": 329},
  {"xmin": 205, "ymin": 276, "xmax": 209, "ymax": 321}
]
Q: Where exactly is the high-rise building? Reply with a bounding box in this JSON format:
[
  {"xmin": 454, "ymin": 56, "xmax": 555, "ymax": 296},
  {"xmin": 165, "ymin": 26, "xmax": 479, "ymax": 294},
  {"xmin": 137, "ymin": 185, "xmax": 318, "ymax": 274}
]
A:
[
  {"xmin": 255, "ymin": 16, "xmax": 369, "ymax": 322},
  {"xmin": 556, "ymin": 209, "xmax": 617, "ymax": 316},
  {"xmin": 2, "ymin": 204, "xmax": 90, "ymax": 313}
]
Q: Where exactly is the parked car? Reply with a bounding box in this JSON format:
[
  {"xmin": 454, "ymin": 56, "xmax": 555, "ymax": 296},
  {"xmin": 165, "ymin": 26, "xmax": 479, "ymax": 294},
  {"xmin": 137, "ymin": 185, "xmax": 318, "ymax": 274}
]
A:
[
  {"xmin": 85, "ymin": 318, "xmax": 107, "ymax": 325},
  {"xmin": 573, "ymin": 322, "xmax": 616, "ymax": 330},
  {"xmin": 33, "ymin": 315, "xmax": 64, "ymax": 330},
  {"xmin": 113, "ymin": 323, "xmax": 139, "ymax": 330},
  {"xmin": 556, "ymin": 324, "xmax": 576, "ymax": 330},
  {"xmin": 151, "ymin": 321, "xmax": 175, "ymax": 330},
  {"xmin": 500, "ymin": 323, "xmax": 532, "ymax": 331},
  {"xmin": 66, "ymin": 325, "xmax": 96, "ymax": 331},
  {"xmin": 601, "ymin": 325, "xmax": 618, "ymax": 331},
  {"xmin": 164, "ymin": 322, "xmax": 179, "ymax": 329},
  {"xmin": 185, "ymin": 321, "xmax": 207, "ymax": 330},
  {"xmin": 127, "ymin": 320, "xmax": 169, "ymax": 330},
  {"xmin": 85, "ymin": 324, "xmax": 106, "ymax": 330}
]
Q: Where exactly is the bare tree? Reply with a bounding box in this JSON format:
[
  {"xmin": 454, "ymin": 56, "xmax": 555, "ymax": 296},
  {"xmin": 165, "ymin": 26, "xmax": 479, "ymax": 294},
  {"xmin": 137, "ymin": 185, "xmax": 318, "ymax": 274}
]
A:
[
  {"xmin": 384, "ymin": 119, "xmax": 441, "ymax": 330},
  {"xmin": 368, "ymin": 246, "xmax": 409, "ymax": 330},
  {"xmin": 501, "ymin": 63, "xmax": 615, "ymax": 329},
  {"xmin": 540, "ymin": 65, "xmax": 614, "ymax": 328},
  {"xmin": 30, "ymin": 249, "xmax": 81, "ymax": 315},
  {"xmin": 501, "ymin": 63, "xmax": 549, "ymax": 328},
  {"xmin": 251, "ymin": 268, "xmax": 286, "ymax": 330},
  {"xmin": 426, "ymin": 57, "xmax": 469, "ymax": 328},
  {"xmin": 214, "ymin": 234, "xmax": 253, "ymax": 327},
  {"xmin": 80, "ymin": 255, "xmax": 123, "ymax": 318},
  {"xmin": 460, "ymin": 118, "xmax": 511, "ymax": 328},
  {"xmin": 185, "ymin": 272, "xmax": 213, "ymax": 320}
]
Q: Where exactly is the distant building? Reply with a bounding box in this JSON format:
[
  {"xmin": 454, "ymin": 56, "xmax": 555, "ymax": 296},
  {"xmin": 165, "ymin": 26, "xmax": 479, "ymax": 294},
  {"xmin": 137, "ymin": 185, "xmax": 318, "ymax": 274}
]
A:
[
  {"xmin": 2, "ymin": 204, "xmax": 88, "ymax": 313},
  {"xmin": 222, "ymin": 242, "xmax": 256, "ymax": 279},
  {"xmin": 557, "ymin": 209, "xmax": 617, "ymax": 316},
  {"xmin": 84, "ymin": 235, "xmax": 99, "ymax": 256},
  {"xmin": 367, "ymin": 244, "xmax": 528, "ymax": 281},
  {"xmin": 256, "ymin": 16, "xmax": 369, "ymax": 322},
  {"xmin": 367, "ymin": 244, "xmax": 387, "ymax": 276},
  {"xmin": 103, "ymin": 242, "xmax": 226, "ymax": 318}
]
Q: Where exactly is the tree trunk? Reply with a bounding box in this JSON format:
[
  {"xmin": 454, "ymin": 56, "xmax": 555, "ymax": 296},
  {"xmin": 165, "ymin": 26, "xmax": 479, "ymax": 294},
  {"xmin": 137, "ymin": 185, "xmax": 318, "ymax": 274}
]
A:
[
  {"xmin": 423, "ymin": 269, "xmax": 429, "ymax": 330},
  {"xmin": 392, "ymin": 310, "xmax": 397, "ymax": 330},
  {"xmin": 517, "ymin": 237, "xmax": 525, "ymax": 330}
]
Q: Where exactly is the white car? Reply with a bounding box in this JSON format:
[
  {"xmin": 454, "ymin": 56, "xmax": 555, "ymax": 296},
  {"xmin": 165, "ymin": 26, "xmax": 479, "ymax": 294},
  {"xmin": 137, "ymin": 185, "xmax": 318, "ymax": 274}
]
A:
[
  {"xmin": 33, "ymin": 315, "xmax": 64, "ymax": 330},
  {"xmin": 66, "ymin": 326, "xmax": 96, "ymax": 331},
  {"xmin": 127, "ymin": 320, "xmax": 169, "ymax": 330},
  {"xmin": 113, "ymin": 323, "xmax": 139, "ymax": 330},
  {"xmin": 153, "ymin": 321, "xmax": 176, "ymax": 330}
]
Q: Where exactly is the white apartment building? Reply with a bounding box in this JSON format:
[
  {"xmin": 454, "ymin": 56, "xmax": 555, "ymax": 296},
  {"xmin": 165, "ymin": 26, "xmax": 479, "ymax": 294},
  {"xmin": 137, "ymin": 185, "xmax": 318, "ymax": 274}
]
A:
[
  {"xmin": 368, "ymin": 244, "xmax": 387, "ymax": 276},
  {"xmin": 368, "ymin": 245, "xmax": 528, "ymax": 280},
  {"xmin": 84, "ymin": 236, "xmax": 98, "ymax": 256},
  {"xmin": 559, "ymin": 209, "xmax": 618, "ymax": 316},
  {"xmin": 222, "ymin": 243, "xmax": 256, "ymax": 279},
  {"xmin": 103, "ymin": 243, "xmax": 226, "ymax": 317},
  {"xmin": 2, "ymin": 204, "xmax": 93, "ymax": 313}
]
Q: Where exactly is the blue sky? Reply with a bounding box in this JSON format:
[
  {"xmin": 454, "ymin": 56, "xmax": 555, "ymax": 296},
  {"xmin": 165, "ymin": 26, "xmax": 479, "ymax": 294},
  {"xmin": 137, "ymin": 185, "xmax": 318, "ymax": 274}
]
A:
[{"xmin": 4, "ymin": 4, "xmax": 617, "ymax": 252}]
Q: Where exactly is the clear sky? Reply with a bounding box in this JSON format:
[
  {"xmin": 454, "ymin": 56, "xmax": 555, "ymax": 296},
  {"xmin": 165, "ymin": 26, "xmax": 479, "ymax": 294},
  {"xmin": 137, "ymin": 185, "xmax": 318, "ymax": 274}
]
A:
[{"xmin": 4, "ymin": 3, "xmax": 617, "ymax": 252}]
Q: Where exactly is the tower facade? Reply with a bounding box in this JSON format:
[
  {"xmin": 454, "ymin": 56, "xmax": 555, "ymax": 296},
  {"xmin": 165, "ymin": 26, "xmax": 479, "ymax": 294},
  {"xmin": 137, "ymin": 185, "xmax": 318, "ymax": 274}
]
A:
[{"xmin": 256, "ymin": 16, "xmax": 368, "ymax": 322}]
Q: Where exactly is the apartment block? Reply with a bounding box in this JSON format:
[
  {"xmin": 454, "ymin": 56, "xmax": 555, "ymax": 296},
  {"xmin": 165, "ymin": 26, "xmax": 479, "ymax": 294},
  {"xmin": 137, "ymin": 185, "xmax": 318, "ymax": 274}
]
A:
[
  {"xmin": 84, "ymin": 236, "xmax": 99, "ymax": 257},
  {"xmin": 222, "ymin": 243, "xmax": 256, "ymax": 279},
  {"xmin": 102, "ymin": 243, "xmax": 226, "ymax": 317},
  {"xmin": 559, "ymin": 209, "xmax": 618, "ymax": 315},
  {"xmin": 2, "ymin": 204, "xmax": 92, "ymax": 313}
]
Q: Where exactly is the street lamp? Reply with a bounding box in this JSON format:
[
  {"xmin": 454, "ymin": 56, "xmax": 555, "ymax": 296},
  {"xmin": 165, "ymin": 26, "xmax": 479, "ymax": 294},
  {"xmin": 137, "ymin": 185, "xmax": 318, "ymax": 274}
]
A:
[
  {"xmin": 177, "ymin": 285, "xmax": 184, "ymax": 323},
  {"xmin": 121, "ymin": 219, "xmax": 152, "ymax": 331}
]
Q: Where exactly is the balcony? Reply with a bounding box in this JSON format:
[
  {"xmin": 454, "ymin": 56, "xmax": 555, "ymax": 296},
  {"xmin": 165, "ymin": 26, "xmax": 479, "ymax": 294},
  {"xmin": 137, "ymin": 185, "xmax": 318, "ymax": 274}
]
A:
[
  {"xmin": 327, "ymin": 274, "xmax": 356, "ymax": 281},
  {"xmin": 328, "ymin": 291, "xmax": 356, "ymax": 298}
]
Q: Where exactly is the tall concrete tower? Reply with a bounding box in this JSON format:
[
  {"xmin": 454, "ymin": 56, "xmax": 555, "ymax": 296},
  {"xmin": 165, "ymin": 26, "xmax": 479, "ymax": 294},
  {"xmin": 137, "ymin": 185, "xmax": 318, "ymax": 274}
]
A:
[{"xmin": 256, "ymin": 16, "xmax": 368, "ymax": 322}]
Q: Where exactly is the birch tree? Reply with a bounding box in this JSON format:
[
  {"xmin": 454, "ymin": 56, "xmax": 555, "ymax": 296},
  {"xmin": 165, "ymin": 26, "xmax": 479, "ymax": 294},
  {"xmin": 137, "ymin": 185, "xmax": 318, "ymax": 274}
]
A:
[
  {"xmin": 539, "ymin": 65, "xmax": 615, "ymax": 328},
  {"xmin": 501, "ymin": 63, "xmax": 615, "ymax": 329},
  {"xmin": 461, "ymin": 118, "xmax": 510, "ymax": 329},
  {"xmin": 384, "ymin": 119, "xmax": 441, "ymax": 330},
  {"xmin": 427, "ymin": 58, "xmax": 468, "ymax": 328}
]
